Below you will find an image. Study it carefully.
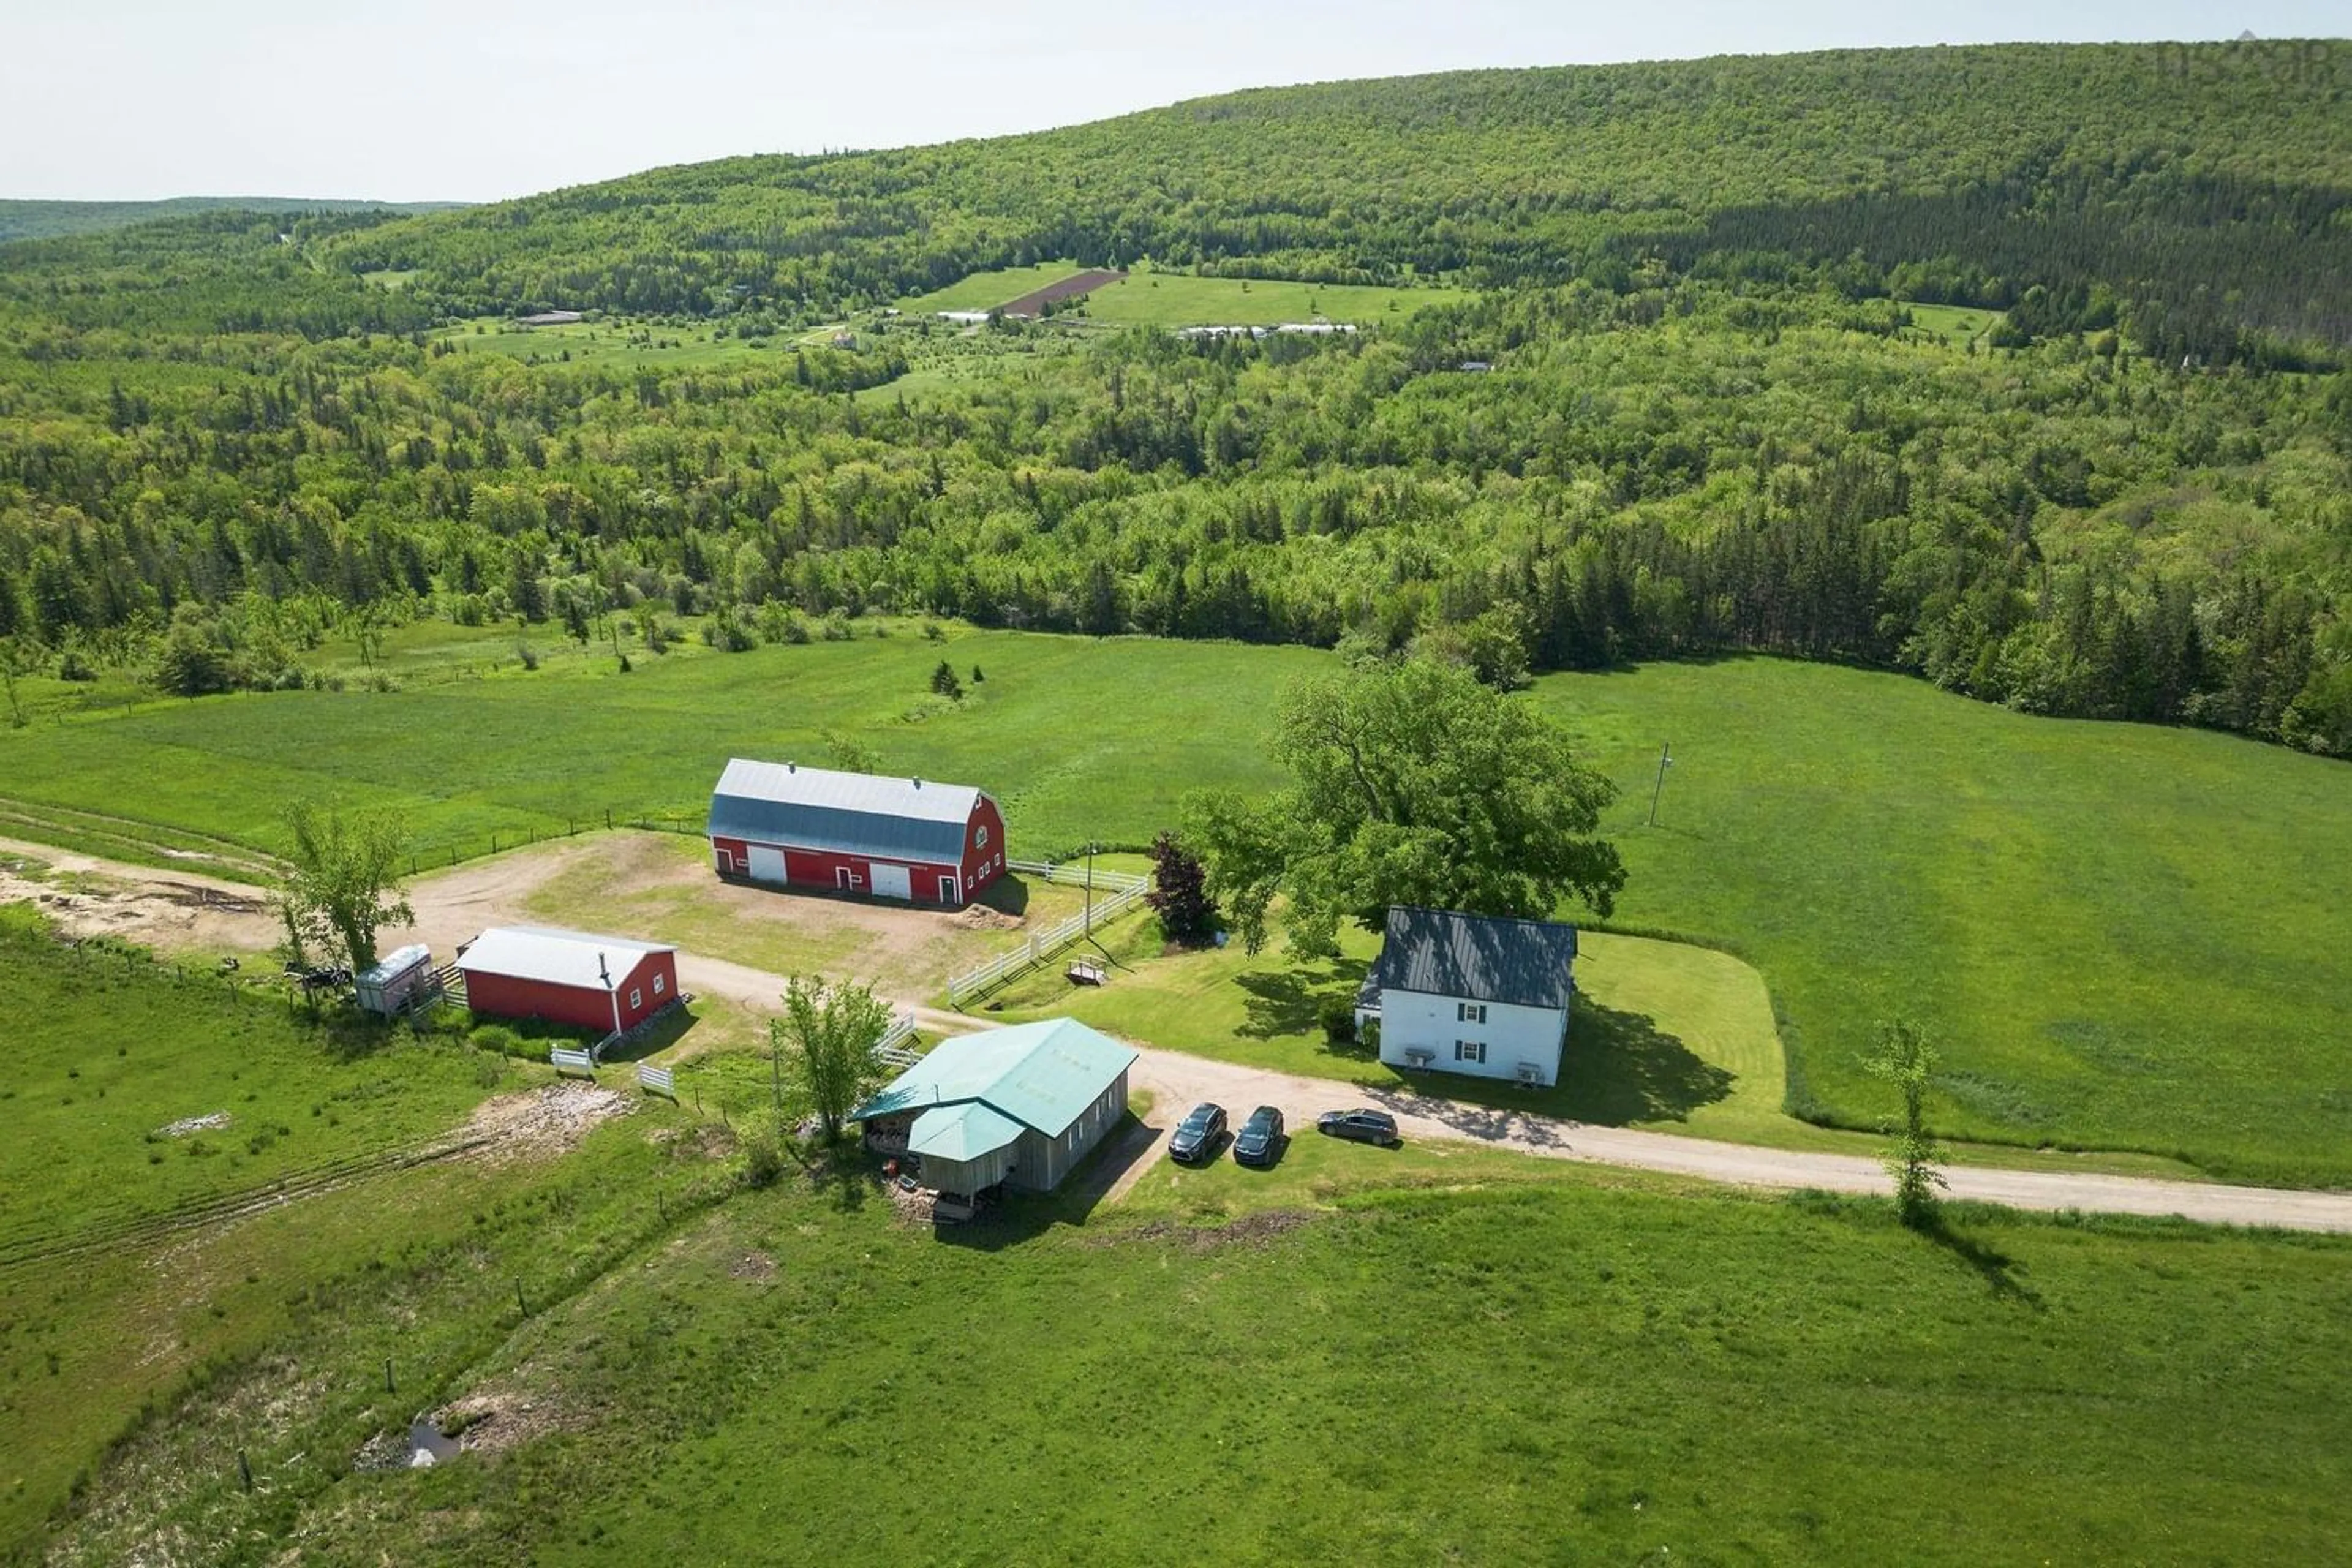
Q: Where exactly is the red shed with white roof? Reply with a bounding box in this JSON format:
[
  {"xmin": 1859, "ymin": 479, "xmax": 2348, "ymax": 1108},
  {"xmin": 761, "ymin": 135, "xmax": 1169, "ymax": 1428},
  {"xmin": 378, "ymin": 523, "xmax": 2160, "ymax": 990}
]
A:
[
  {"xmin": 456, "ymin": 925, "xmax": 679, "ymax": 1036},
  {"xmin": 704, "ymin": 758, "xmax": 1005, "ymax": 906}
]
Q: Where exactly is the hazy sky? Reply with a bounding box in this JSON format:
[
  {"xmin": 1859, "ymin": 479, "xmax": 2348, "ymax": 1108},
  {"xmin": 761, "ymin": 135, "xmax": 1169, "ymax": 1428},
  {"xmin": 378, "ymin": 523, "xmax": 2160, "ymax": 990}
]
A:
[{"xmin": 1, "ymin": 1, "xmax": 2342, "ymax": 203}]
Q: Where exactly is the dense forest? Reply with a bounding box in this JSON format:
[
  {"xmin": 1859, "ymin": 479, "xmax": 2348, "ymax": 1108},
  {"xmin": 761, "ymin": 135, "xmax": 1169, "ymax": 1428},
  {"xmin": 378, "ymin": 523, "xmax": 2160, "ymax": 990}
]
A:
[
  {"xmin": 0, "ymin": 197, "xmax": 462, "ymax": 245},
  {"xmin": 2, "ymin": 41, "xmax": 2350, "ymax": 752}
]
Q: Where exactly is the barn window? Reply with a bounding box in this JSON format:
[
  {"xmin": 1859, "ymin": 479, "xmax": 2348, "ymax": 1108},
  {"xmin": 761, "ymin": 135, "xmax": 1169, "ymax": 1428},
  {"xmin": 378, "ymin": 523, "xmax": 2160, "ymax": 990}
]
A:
[
  {"xmin": 976, "ymin": 825, "xmax": 989, "ymax": 848},
  {"xmin": 629, "ymin": 987, "xmax": 643, "ymax": 1009},
  {"xmin": 1457, "ymin": 1002, "xmax": 1487, "ymax": 1024},
  {"xmin": 1455, "ymin": 1039, "xmax": 1487, "ymax": 1064},
  {"xmin": 653, "ymin": 973, "xmax": 666, "ymax": 996}
]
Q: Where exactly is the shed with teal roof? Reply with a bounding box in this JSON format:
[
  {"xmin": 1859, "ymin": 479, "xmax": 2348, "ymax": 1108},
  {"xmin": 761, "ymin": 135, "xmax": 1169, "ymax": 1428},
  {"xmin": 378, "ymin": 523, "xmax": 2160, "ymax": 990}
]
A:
[{"xmin": 851, "ymin": 1018, "xmax": 1137, "ymax": 1196}]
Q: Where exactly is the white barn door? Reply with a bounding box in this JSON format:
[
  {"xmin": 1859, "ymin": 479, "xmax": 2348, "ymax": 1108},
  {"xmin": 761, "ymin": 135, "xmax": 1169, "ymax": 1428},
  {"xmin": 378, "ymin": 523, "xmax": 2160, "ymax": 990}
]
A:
[
  {"xmin": 869, "ymin": 863, "xmax": 913, "ymax": 901},
  {"xmin": 747, "ymin": 846, "xmax": 787, "ymax": 884}
]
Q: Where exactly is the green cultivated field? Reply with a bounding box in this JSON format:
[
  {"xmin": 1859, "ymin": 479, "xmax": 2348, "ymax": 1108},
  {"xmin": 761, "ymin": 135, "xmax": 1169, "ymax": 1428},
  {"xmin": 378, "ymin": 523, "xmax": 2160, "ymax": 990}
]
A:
[
  {"xmin": 2, "ymin": 633, "xmax": 2349, "ymax": 1182},
  {"xmin": 428, "ymin": 316, "xmax": 774, "ymax": 370},
  {"xmin": 1077, "ymin": 270, "xmax": 1465, "ymax": 326},
  {"xmin": 898, "ymin": 261, "xmax": 1466, "ymax": 325},
  {"xmin": 895, "ymin": 260, "xmax": 1088, "ymax": 314}
]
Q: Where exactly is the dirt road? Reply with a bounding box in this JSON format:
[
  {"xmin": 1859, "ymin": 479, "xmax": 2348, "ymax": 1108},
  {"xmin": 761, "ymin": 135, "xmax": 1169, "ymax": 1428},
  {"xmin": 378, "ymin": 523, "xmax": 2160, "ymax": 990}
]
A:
[{"xmin": 1099, "ymin": 1041, "xmax": 2352, "ymax": 1234}]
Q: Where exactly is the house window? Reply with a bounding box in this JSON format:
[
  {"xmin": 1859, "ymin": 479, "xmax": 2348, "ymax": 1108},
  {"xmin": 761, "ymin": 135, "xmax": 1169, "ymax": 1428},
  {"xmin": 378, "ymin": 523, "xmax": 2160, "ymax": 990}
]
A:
[
  {"xmin": 653, "ymin": 973, "xmax": 666, "ymax": 997},
  {"xmin": 1457, "ymin": 1002, "xmax": 1487, "ymax": 1024},
  {"xmin": 628, "ymin": 987, "xmax": 643, "ymax": 1009},
  {"xmin": 1455, "ymin": 1039, "xmax": 1487, "ymax": 1064},
  {"xmin": 977, "ymin": 825, "xmax": 989, "ymax": 848}
]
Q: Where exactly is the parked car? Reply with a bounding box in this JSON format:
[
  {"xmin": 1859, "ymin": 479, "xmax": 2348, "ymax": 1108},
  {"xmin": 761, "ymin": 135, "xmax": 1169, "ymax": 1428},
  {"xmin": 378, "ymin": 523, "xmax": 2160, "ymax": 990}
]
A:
[
  {"xmin": 1169, "ymin": 1102, "xmax": 1227, "ymax": 1164},
  {"xmin": 1232, "ymin": 1106, "xmax": 1286, "ymax": 1167},
  {"xmin": 1317, "ymin": 1108, "xmax": 1401, "ymax": 1147}
]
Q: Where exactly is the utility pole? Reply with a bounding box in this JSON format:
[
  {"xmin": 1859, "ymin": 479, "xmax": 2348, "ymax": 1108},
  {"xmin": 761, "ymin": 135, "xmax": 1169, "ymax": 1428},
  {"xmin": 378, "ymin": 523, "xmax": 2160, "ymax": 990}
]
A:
[
  {"xmin": 1647, "ymin": 741, "xmax": 1674, "ymax": 827},
  {"xmin": 1084, "ymin": 842, "xmax": 1096, "ymax": 935}
]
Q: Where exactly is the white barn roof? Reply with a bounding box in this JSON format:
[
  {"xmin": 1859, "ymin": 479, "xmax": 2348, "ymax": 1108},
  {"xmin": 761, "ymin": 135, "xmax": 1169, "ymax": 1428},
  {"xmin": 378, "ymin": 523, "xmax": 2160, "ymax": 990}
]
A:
[
  {"xmin": 706, "ymin": 758, "xmax": 984, "ymax": 864},
  {"xmin": 456, "ymin": 925, "xmax": 673, "ymax": 990}
]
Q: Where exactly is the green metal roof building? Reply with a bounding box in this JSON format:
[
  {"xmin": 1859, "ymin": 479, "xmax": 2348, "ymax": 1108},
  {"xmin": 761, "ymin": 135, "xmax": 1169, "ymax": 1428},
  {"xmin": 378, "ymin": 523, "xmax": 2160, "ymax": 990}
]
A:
[{"xmin": 851, "ymin": 1018, "xmax": 1138, "ymax": 1197}]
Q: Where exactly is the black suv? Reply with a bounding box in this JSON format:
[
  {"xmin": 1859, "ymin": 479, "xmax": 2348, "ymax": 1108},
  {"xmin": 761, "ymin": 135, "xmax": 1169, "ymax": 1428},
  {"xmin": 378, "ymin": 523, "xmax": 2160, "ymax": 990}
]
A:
[
  {"xmin": 1169, "ymin": 1102, "xmax": 1227, "ymax": 1164},
  {"xmin": 1231, "ymin": 1106, "xmax": 1286, "ymax": 1167},
  {"xmin": 1316, "ymin": 1108, "xmax": 1401, "ymax": 1147}
]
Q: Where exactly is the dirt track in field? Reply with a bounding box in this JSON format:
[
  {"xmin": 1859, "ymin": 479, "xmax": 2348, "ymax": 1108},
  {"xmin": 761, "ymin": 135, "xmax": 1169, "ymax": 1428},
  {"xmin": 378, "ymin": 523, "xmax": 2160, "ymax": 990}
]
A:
[
  {"xmin": 999, "ymin": 268, "xmax": 1125, "ymax": 317},
  {"xmin": 0, "ymin": 835, "xmax": 280, "ymax": 952}
]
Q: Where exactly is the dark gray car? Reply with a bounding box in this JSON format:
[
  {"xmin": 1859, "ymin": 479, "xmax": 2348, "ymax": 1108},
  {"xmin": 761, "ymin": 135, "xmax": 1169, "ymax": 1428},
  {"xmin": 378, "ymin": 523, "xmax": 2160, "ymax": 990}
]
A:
[
  {"xmin": 1169, "ymin": 1102, "xmax": 1227, "ymax": 1164},
  {"xmin": 1316, "ymin": 1108, "xmax": 1401, "ymax": 1147},
  {"xmin": 1232, "ymin": 1105, "xmax": 1286, "ymax": 1167}
]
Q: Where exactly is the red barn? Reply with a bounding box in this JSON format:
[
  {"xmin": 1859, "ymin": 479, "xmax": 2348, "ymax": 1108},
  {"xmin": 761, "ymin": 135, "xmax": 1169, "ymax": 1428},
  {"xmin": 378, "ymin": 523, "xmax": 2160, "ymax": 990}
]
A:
[
  {"xmin": 705, "ymin": 758, "xmax": 1005, "ymax": 906},
  {"xmin": 456, "ymin": 926, "xmax": 680, "ymax": 1036}
]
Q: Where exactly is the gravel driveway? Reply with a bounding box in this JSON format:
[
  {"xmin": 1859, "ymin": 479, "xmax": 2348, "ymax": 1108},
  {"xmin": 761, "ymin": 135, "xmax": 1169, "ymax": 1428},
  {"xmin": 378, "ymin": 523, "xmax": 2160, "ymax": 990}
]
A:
[{"xmin": 913, "ymin": 1009, "xmax": 2352, "ymax": 1232}]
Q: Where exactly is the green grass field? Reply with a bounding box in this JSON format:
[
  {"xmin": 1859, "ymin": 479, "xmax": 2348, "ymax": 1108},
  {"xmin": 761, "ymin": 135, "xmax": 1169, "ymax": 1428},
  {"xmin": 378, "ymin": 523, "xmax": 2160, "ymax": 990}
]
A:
[
  {"xmin": 3, "ymin": 631, "xmax": 2348, "ymax": 1183},
  {"xmin": 65, "ymin": 1158, "xmax": 2349, "ymax": 1566},
  {"xmin": 1898, "ymin": 299, "xmax": 2001, "ymax": 347},
  {"xmin": 428, "ymin": 316, "xmax": 773, "ymax": 371},
  {"xmin": 0, "ymin": 911, "xmax": 562, "ymax": 1552},
  {"xmin": 897, "ymin": 261, "xmax": 1466, "ymax": 326}
]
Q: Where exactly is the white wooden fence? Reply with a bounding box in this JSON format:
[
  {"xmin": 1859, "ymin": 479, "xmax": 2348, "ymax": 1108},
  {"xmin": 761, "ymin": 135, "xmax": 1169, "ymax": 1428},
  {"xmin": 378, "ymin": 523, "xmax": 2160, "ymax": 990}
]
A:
[
  {"xmin": 550, "ymin": 1046, "xmax": 596, "ymax": 1078},
  {"xmin": 637, "ymin": 1063, "xmax": 677, "ymax": 1099},
  {"xmin": 945, "ymin": 860, "xmax": 1150, "ymax": 1006},
  {"xmin": 873, "ymin": 1008, "xmax": 921, "ymax": 1069}
]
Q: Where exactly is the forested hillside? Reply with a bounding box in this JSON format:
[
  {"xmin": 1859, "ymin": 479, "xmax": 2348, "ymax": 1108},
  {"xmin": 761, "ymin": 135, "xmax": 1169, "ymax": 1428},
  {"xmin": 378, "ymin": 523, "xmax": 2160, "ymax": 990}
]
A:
[
  {"xmin": 2, "ymin": 41, "xmax": 2350, "ymax": 753},
  {"xmin": 336, "ymin": 41, "xmax": 2352, "ymax": 358},
  {"xmin": 0, "ymin": 197, "xmax": 461, "ymax": 244}
]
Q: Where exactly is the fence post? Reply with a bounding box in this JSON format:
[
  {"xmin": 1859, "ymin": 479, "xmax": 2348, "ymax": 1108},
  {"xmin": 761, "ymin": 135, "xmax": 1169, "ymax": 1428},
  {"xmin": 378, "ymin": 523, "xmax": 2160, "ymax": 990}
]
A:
[{"xmin": 384, "ymin": 1357, "xmax": 395, "ymax": 1393}]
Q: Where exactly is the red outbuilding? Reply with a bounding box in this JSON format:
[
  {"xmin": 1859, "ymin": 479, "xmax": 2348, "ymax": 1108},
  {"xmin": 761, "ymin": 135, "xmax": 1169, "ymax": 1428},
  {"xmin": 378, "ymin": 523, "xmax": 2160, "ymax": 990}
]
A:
[
  {"xmin": 456, "ymin": 925, "xmax": 679, "ymax": 1036},
  {"xmin": 705, "ymin": 758, "xmax": 1006, "ymax": 906}
]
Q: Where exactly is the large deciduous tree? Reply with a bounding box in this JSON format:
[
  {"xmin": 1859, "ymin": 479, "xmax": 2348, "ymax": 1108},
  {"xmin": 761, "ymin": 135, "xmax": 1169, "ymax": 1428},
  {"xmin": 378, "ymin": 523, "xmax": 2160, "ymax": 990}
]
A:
[
  {"xmin": 1183, "ymin": 655, "xmax": 1625, "ymax": 955},
  {"xmin": 277, "ymin": 802, "xmax": 415, "ymax": 973},
  {"xmin": 772, "ymin": 974, "xmax": 894, "ymax": 1141}
]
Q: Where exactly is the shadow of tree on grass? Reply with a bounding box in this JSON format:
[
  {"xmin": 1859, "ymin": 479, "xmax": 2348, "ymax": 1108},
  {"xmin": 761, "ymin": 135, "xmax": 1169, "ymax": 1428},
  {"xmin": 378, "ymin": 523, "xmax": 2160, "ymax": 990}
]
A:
[
  {"xmin": 1235, "ymin": 957, "xmax": 1372, "ymax": 1058},
  {"xmin": 1923, "ymin": 1218, "xmax": 2045, "ymax": 1309}
]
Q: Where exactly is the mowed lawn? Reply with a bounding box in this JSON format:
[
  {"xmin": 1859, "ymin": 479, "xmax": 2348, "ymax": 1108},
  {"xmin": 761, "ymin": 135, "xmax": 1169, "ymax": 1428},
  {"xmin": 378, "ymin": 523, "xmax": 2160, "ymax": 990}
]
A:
[
  {"xmin": 3, "ymin": 635, "xmax": 2350, "ymax": 1182},
  {"xmin": 208, "ymin": 1167, "xmax": 2352, "ymax": 1567},
  {"xmin": 990, "ymin": 916, "xmax": 1821, "ymax": 1148}
]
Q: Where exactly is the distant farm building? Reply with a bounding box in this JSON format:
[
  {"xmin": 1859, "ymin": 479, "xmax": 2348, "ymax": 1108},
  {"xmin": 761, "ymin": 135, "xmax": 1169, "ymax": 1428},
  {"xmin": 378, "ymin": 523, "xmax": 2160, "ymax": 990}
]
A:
[
  {"xmin": 852, "ymin": 1018, "xmax": 1137, "ymax": 1196},
  {"xmin": 706, "ymin": 758, "xmax": 1006, "ymax": 906},
  {"xmin": 937, "ymin": 309, "xmax": 993, "ymax": 325},
  {"xmin": 1355, "ymin": 906, "xmax": 1578, "ymax": 1088},
  {"xmin": 515, "ymin": 310, "xmax": 584, "ymax": 326},
  {"xmin": 456, "ymin": 925, "xmax": 679, "ymax": 1035}
]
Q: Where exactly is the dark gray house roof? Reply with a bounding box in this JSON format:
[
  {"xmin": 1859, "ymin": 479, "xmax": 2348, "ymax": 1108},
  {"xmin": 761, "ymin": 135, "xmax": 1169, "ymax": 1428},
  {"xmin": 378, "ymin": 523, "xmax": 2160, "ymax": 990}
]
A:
[
  {"xmin": 1366, "ymin": 907, "xmax": 1578, "ymax": 1011},
  {"xmin": 706, "ymin": 758, "xmax": 984, "ymax": 864}
]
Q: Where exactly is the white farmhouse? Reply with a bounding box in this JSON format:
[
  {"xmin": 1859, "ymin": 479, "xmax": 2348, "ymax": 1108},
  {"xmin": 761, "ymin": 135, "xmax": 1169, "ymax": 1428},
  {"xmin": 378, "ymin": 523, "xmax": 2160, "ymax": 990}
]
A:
[{"xmin": 1355, "ymin": 907, "xmax": 1579, "ymax": 1088}]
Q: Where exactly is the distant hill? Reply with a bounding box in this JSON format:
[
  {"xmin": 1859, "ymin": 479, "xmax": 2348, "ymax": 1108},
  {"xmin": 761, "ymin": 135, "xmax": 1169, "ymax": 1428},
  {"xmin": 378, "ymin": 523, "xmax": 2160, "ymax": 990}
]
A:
[
  {"xmin": 326, "ymin": 40, "xmax": 2352, "ymax": 353},
  {"xmin": 0, "ymin": 196, "xmax": 467, "ymax": 244}
]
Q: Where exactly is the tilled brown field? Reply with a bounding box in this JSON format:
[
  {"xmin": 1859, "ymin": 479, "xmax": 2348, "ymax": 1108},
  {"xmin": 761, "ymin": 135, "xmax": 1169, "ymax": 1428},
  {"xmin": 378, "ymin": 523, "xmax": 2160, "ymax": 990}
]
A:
[{"xmin": 998, "ymin": 268, "xmax": 1125, "ymax": 317}]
